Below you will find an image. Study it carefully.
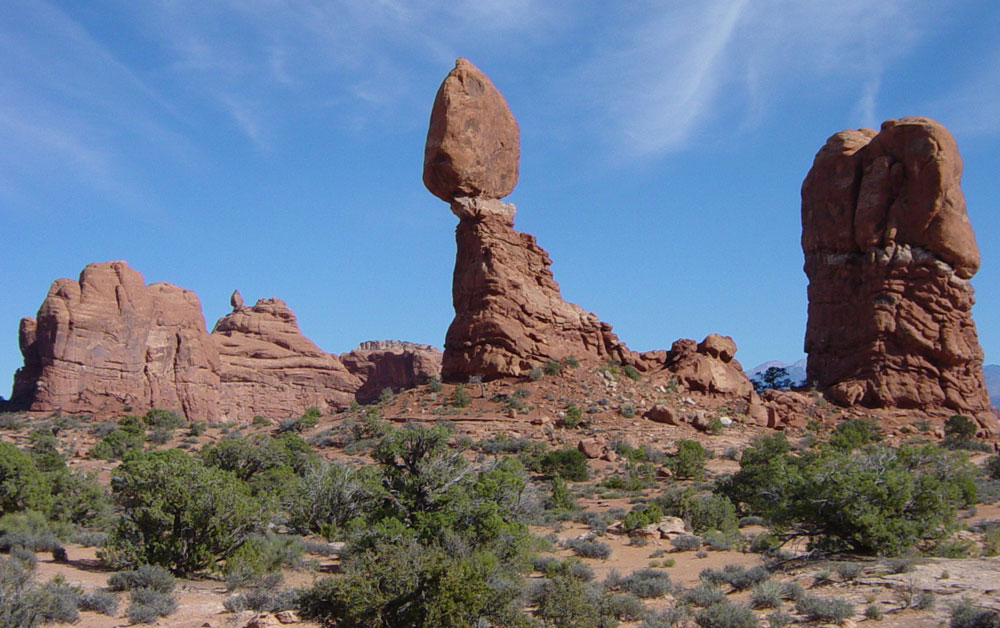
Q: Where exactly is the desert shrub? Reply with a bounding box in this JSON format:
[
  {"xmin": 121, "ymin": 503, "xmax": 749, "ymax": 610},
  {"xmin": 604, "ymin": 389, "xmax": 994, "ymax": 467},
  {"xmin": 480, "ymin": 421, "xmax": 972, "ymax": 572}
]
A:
[
  {"xmin": 224, "ymin": 584, "xmax": 298, "ymax": 613},
  {"xmin": 47, "ymin": 469, "xmax": 113, "ymax": 527},
  {"xmin": 567, "ymin": 538, "xmax": 612, "ymax": 560},
  {"xmin": 26, "ymin": 576, "xmax": 80, "ymax": 624},
  {"xmin": 795, "ymin": 595, "xmax": 855, "ymax": 623},
  {"xmin": 543, "ymin": 360, "xmax": 563, "ymax": 376},
  {"xmin": 620, "ymin": 403, "xmax": 637, "ymax": 418},
  {"xmin": 670, "ymin": 440, "xmax": 708, "ymax": 480},
  {"xmin": 708, "ymin": 565, "xmax": 769, "ymax": 591},
  {"xmin": 146, "ymin": 426, "xmax": 173, "ymax": 445},
  {"xmin": 107, "ymin": 564, "xmax": 175, "ymax": 593},
  {"xmin": 543, "ymin": 558, "xmax": 594, "ymax": 582},
  {"xmin": 278, "ymin": 407, "xmax": 321, "ymax": 434},
  {"xmin": 548, "ymin": 476, "xmax": 577, "ymax": 511},
  {"xmin": 451, "ymin": 384, "xmax": 471, "ymax": 407},
  {"xmin": 835, "ymin": 561, "xmax": 863, "ymax": 581},
  {"xmin": 719, "ymin": 438, "xmax": 977, "ymax": 555},
  {"xmin": 299, "ymin": 535, "xmax": 525, "ymax": 628},
  {"xmin": 671, "ymin": 535, "xmax": 702, "ymax": 551},
  {"xmin": 779, "ymin": 581, "xmax": 803, "ymax": 601},
  {"xmin": 532, "ymin": 573, "xmax": 627, "ymax": 628},
  {"xmin": 750, "ymin": 580, "xmax": 784, "ymax": 609},
  {"xmin": 224, "ymin": 534, "xmax": 305, "ymax": 582},
  {"xmin": 0, "ymin": 443, "xmax": 51, "ymax": 515},
  {"xmin": 687, "ymin": 494, "xmax": 738, "ymax": 534},
  {"xmin": 90, "ymin": 426, "xmax": 145, "ymax": 461},
  {"xmin": 140, "ymin": 409, "xmax": 186, "ymax": 430},
  {"xmin": 684, "ymin": 582, "xmax": 726, "ymax": 607},
  {"xmin": 127, "ymin": 587, "xmax": 177, "ymax": 623},
  {"xmin": 765, "ymin": 611, "xmax": 792, "ymax": 628},
  {"xmin": 986, "ymin": 455, "xmax": 1000, "ymax": 481},
  {"xmin": 827, "ymin": 417, "xmax": 882, "ymax": 451},
  {"xmin": 613, "ymin": 568, "xmax": 673, "ymax": 598},
  {"xmin": 694, "ymin": 601, "xmax": 759, "ymax": 628},
  {"xmin": 102, "ymin": 449, "xmax": 264, "ymax": 575},
  {"xmin": 885, "ymin": 556, "xmax": 916, "ymax": 574},
  {"xmin": 531, "ymin": 447, "xmax": 589, "ymax": 481},
  {"xmin": 950, "ymin": 598, "xmax": 1000, "ymax": 628},
  {"xmin": 914, "ymin": 591, "xmax": 936, "ymax": 610},
  {"xmin": 703, "ymin": 531, "xmax": 733, "ymax": 551},
  {"xmin": 200, "ymin": 433, "xmax": 314, "ymax": 487},
  {"xmin": 623, "ymin": 364, "xmax": 641, "ymax": 380},
  {"xmin": 477, "ymin": 435, "xmax": 531, "ymax": 455},
  {"xmin": 623, "ymin": 504, "xmax": 663, "ymax": 533},
  {"xmin": 602, "ymin": 592, "xmax": 647, "ymax": 621},
  {"xmin": 559, "ymin": 404, "xmax": 585, "ymax": 428},
  {"xmin": 78, "ymin": 589, "xmax": 118, "ymax": 615},
  {"xmin": 865, "ymin": 603, "xmax": 883, "ymax": 620},
  {"xmin": 288, "ymin": 460, "xmax": 382, "ymax": 538},
  {"xmin": 602, "ymin": 462, "xmax": 656, "ymax": 492},
  {"xmin": 642, "ymin": 606, "xmax": 690, "ymax": 628}
]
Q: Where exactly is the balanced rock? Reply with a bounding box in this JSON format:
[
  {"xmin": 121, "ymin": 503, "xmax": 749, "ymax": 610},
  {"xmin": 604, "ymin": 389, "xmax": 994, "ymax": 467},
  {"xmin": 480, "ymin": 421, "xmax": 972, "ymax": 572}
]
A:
[
  {"xmin": 802, "ymin": 117, "xmax": 990, "ymax": 413},
  {"xmin": 211, "ymin": 299, "xmax": 362, "ymax": 420},
  {"xmin": 425, "ymin": 60, "xmax": 643, "ymax": 380},
  {"xmin": 11, "ymin": 261, "xmax": 222, "ymax": 420},
  {"xmin": 230, "ymin": 289, "xmax": 244, "ymax": 310},
  {"xmin": 340, "ymin": 340, "xmax": 443, "ymax": 403},
  {"xmin": 423, "ymin": 58, "xmax": 519, "ymax": 202}
]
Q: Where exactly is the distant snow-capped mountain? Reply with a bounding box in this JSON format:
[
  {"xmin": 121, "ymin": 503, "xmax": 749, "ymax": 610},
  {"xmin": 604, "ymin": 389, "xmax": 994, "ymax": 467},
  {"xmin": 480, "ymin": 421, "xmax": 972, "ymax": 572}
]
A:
[
  {"xmin": 985, "ymin": 364, "xmax": 1000, "ymax": 407},
  {"xmin": 746, "ymin": 358, "xmax": 808, "ymax": 386}
]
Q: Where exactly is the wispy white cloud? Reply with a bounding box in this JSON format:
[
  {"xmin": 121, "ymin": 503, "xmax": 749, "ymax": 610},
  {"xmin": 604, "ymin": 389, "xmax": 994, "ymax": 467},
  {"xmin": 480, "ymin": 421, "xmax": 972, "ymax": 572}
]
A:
[
  {"xmin": 0, "ymin": 0, "xmax": 206, "ymax": 212},
  {"xmin": 574, "ymin": 0, "xmax": 934, "ymax": 156}
]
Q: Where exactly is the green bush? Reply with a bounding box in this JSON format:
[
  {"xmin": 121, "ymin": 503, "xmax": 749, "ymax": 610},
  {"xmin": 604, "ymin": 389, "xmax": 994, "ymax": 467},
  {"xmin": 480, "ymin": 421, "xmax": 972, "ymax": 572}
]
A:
[
  {"xmin": 623, "ymin": 504, "xmax": 663, "ymax": 533},
  {"xmin": 451, "ymin": 384, "xmax": 470, "ymax": 408},
  {"xmin": 91, "ymin": 426, "xmax": 145, "ymax": 461},
  {"xmin": 0, "ymin": 443, "xmax": 51, "ymax": 515},
  {"xmin": 827, "ymin": 418, "xmax": 882, "ymax": 450},
  {"xmin": 299, "ymin": 535, "xmax": 524, "ymax": 628},
  {"xmin": 559, "ymin": 404, "xmax": 584, "ymax": 428},
  {"xmin": 549, "ymin": 476, "xmax": 577, "ymax": 511},
  {"xmin": 543, "ymin": 360, "xmax": 563, "ymax": 376},
  {"xmin": 102, "ymin": 449, "xmax": 265, "ymax": 575},
  {"xmin": 749, "ymin": 580, "xmax": 784, "ymax": 609},
  {"xmin": 720, "ymin": 439, "xmax": 976, "ymax": 555},
  {"xmin": 671, "ymin": 535, "xmax": 701, "ymax": 551},
  {"xmin": 533, "ymin": 447, "xmax": 589, "ymax": 481},
  {"xmin": 670, "ymin": 440, "xmax": 708, "ymax": 480},
  {"xmin": 623, "ymin": 365, "xmax": 641, "ymax": 381},
  {"xmin": 533, "ymin": 573, "xmax": 619, "ymax": 628},
  {"xmin": 985, "ymin": 455, "xmax": 1000, "ymax": 481}
]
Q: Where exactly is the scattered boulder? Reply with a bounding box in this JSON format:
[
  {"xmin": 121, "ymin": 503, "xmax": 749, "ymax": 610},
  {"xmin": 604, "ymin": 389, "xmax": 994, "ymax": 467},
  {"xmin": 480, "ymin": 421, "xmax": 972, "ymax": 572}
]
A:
[
  {"xmin": 423, "ymin": 58, "xmax": 519, "ymax": 202},
  {"xmin": 577, "ymin": 438, "xmax": 604, "ymax": 459},
  {"xmin": 802, "ymin": 117, "xmax": 990, "ymax": 414},
  {"xmin": 645, "ymin": 404, "xmax": 680, "ymax": 425}
]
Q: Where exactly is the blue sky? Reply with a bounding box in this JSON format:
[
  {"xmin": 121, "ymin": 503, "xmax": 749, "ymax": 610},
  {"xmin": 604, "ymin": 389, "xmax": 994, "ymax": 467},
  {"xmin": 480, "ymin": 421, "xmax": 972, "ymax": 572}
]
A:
[{"xmin": 3, "ymin": 1, "xmax": 1000, "ymax": 397}]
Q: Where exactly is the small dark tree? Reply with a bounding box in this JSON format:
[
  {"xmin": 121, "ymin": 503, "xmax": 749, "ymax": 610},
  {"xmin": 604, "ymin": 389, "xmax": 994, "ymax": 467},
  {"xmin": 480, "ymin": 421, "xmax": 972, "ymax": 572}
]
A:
[{"xmin": 751, "ymin": 367, "xmax": 793, "ymax": 393}]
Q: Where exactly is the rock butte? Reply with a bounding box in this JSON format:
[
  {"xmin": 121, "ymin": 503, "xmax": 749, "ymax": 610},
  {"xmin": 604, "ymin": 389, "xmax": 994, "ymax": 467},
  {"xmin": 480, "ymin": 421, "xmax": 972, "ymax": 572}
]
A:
[
  {"xmin": 9, "ymin": 261, "xmax": 441, "ymax": 422},
  {"xmin": 802, "ymin": 116, "xmax": 991, "ymax": 416},
  {"xmin": 423, "ymin": 58, "xmax": 762, "ymax": 416}
]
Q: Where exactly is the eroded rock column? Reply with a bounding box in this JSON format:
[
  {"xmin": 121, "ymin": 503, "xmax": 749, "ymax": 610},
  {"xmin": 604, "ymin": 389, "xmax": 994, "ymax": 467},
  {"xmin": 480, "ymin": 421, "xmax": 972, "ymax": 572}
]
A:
[{"xmin": 802, "ymin": 117, "xmax": 990, "ymax": 413}]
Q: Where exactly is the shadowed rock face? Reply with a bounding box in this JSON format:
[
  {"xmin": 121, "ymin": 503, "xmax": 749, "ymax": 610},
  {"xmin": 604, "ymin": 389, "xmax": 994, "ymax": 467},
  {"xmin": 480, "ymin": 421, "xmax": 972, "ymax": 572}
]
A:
[
  {"xmin": 10, "ymin": 261, "xmax": 442, "ymax": 421},
  {"xmin": 802, "ymin": 117, "xmax": 990, "ymax": 413}
]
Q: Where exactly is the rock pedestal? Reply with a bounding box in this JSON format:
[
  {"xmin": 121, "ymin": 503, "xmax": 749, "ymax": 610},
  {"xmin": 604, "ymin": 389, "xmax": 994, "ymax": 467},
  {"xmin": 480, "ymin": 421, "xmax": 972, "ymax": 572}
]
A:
[{"xmin": 802, "ymin": 117, "xmax": 990, "ymax": 413}]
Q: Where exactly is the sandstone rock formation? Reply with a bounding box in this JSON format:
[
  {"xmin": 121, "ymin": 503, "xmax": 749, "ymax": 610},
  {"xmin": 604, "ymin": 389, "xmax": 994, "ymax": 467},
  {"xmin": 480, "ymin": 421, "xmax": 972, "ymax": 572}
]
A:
[
  {"xmin": 802, "ymin": 117, "xmax": 990, "ymax": 413},
  {"xmin": 11, "ymin": 261, "xmax": 222, "ymax": 420},
  {"xmin": 211, "ymin": 298, "xmax": 362, "ymax": 420},
  {"xmin": 340, "ymin": 340, "xmax": 442, "ymax": 404},
  {"xmin": 423, "ymin": 57, "xmax": 519, "ymax": 203},
  {"xmin": 424, "ymin": 59, "xmax": 645, "ymax": 381},
  {"xmin": 10, "ymin": 262, "xmax": 442, "ymax": 422}
]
